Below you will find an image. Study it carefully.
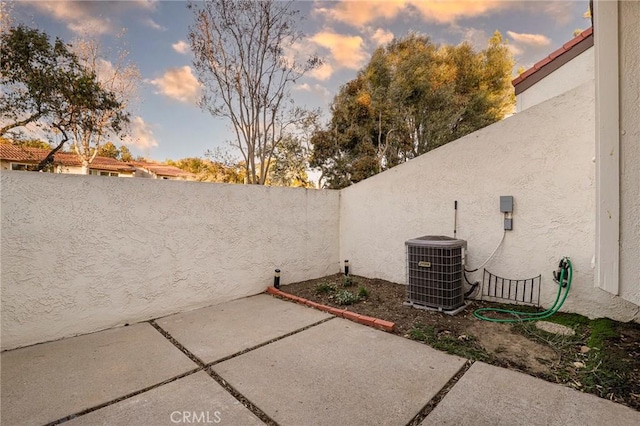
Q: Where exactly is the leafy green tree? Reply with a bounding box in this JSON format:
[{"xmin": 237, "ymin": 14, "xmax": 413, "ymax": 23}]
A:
[
  {"xmin": 119, "ymin": 145, "xmax": 133, "ymax": 162},
  {"xmin": 311, "ymin": 32, "xmax": 515, "ymax": 189},
  {"xmin": 97, "ymin": 141, "xmax": 120, "ymax": 159},
  {"xmin": 0, "ymin": 25, "xmax": 127, "ymax": 171},
  {"xmin": 268, "ymin": 135, "xmax": 312, "ymax": 188}
]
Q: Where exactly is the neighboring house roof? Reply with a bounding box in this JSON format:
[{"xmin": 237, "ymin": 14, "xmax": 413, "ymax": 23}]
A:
[
  {"xmin": 0, "ymin": 145, "xmax": 194, "ymax": 177},
  {"xmin": 0, "ymin": 145, "xmax": 135, "ymax": 172},
  {"xmin": 512, "ymin": 27, "xmax": 593, "ymax": 95},
  {"xmin": 131, "ymin": 162, "xmax": 193, "ymax": 178}
]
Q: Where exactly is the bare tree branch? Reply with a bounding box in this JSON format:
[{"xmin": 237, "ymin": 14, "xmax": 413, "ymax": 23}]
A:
[{"xmin": 189, "ymin": 0, "xmax": 321, "ymax": 184}]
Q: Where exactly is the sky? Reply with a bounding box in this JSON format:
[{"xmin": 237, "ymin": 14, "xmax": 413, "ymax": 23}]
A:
[{"xmin": 6, "ymin": 0, "xmax": 591, "ymax": 162}]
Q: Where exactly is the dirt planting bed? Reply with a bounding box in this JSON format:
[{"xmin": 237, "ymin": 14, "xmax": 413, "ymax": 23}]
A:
[{"xmin": 279, "ymin": 274, "xmax": 640, "ymax": 410}]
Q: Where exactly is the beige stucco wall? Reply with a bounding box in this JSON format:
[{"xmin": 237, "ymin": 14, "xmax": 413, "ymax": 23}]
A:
[
  {"xmin": 619, "ymin": 2, "xmax": 640, "ymax": 306},
  {"xmin": 516, "ymin": 47, "xmax": 594, "ymax": 113},
  {"xmin": 340, "ymin": 81, "xmax": 639, "ymax": 322},
  {"xmin": 0, "ymin": 174, "xmax": 339, "ymax": 350}
]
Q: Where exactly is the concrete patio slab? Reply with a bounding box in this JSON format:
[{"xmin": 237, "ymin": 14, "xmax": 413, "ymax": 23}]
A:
[
  {"xmin": 156, "ymin": 294, "xmax": 331, "ymax": 364},
  {"xmin": 212, "ymin": 318, "xmax": 467, "ymax": 426},
  {"xmin": 0, "ymin": 323, "xmax": 197, "ymax": 426},
  {"xmin": 421, "ymin": 362, "xmax": 640, "ymax": 426},
  {"xmin": 67, "ymin": 371, "xmax": 263, "ymax": 426}
]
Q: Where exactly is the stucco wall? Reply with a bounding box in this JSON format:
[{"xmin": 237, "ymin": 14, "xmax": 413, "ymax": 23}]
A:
[
  {"xmin": 619, "ymin": 2, "xmax": 640, "ymax": 306},
  {"xmin": 340, "ymin": 81, "xmax": 639, "ymax": 322},
  {"xmin": 1, "ymin": 174, "xmax": 339, "ymax": 350},
  {"xmin": 516, "ymin": 47, "xmax": 594, "ymax": 113}
]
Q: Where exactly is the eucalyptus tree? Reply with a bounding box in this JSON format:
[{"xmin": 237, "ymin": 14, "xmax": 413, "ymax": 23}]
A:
[
  {"xmin": 188, "ymin": 0, "xmax": 321, "ymax": 184},
  {"xmin": 311, "ymin": 32, "xmax": 515, "ymax": 189}
]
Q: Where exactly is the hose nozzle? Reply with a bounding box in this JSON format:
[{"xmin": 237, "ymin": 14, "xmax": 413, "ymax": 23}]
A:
[{"xmin": 553, "ymin": 257, "xmax": 570, "ymax": 287}]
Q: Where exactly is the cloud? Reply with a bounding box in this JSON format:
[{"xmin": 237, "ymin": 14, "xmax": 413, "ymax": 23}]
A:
[
  {"xmin": 507, "ymin": 44, "xmax": 523, "ymax": 56},
  {"xmin": 172, "ymin": 40, "xmax": 190, "ymax": 55},
  {"xmin": 314, "ymin": 1, "xmax": 406, "ymax": 27},
  {"xmin": 27, "ymin": 1, "xmax": 155, "ymax": 35},
  {"xmin": 310, "ymin": 31, "xmax": 367, "ymax": 70},
  {"xmin": 149, "ymin": 66, "xmax": 200, "ymax": 104},
  {"xmin": 449, "ymin": 25, "xmax": 490, "ymax": 51},
  {"xmin": 295, "ymin": 83, "xmax": 331, "ymax": 99},
  {"xmin": 537, "ymin": 1, "xmax": 575, "ymax": 26},
  {"xmin": 316, "ymin": 0, "xmax": 507, "ymax": 27},
  {"xmin": 308, "ymin": 62, "xmax": 334, "ymax": 81},
  {"xmin": 144, "ymin": 18, "xmax": 165, "ymax": 31},
  {"xmin": 370, "ymin": 28, "xmax": 394, "ymax": 47},
  {"xmin": 506, "ymin": 31, "xmax": 551, "ymax": 47},
  {"xmin": 125, "ymin": 116, "xmax": 158, "ymax": 150}
]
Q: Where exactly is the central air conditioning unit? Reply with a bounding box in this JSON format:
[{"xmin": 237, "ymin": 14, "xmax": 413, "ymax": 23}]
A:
[{"xmin": 405, "ymin": 236, "xmax": 467, "ymax": 314}]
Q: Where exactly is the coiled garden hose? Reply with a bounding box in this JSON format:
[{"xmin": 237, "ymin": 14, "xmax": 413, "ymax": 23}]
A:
[{"xmin": 473, "ymin": 257, "xmax": 572, "ymax": 323}]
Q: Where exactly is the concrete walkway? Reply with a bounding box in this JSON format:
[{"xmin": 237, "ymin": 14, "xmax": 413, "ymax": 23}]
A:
[{"xmin": 2, "ymin": 294, "xmax": 639, "ymax": 426}]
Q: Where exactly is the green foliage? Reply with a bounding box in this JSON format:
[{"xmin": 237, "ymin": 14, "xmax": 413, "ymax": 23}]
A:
[
  {"xmin": 0, "ymin": 136, "xmax": 51, "ymax": 150},
  {"xmin": 95, "ymin": 142, "xmax": 133, "ymax": 162},
  {"xmin": 334, "ymin": 290, "xmax": 359, "ymax": 306},
  {"xmin": 166, "ymin": 157, "xmax": 245, "ymax": 183},
  {"xmin": 0, "ymin": 25, "xmax": 127, "ymax": 142},
  {"xmin": 119, "ymin": 145, "xmax": 133, "ymax": 162},
  {"xmin": 357, "ymin": 286, "xmax": 369, "ymax": 299},
  {"xmin": 342, "ymin": 275, "xmax": 356, "ymax": 287},
  {"xmin": 268, "ymin": 135, "xmax": 312, "ymax": 188},
  {"xmin": 97, "ymin": 141, "xmax": 120, "ymax": 159},
  {"xmin": 315, "ymin": 282, "xmax": 336, "ymax": 294},
  {"xmin": 409, "ymin": 324, "xmax": 490, "ymax": 361},
  {"xmin": 311, "ymin": 32, "xmax": 516, "ymax": 188}
]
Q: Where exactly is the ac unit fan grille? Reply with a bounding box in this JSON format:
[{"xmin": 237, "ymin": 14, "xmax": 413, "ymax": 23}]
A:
[{"xmin": 406, "ymin": 237, "xmax": 465, "ymax": 311}]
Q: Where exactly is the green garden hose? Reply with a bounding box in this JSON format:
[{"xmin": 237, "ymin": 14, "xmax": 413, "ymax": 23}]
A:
[{"xmin": 473, "ymin": 257, "xmax": 572, "ymax": 323}]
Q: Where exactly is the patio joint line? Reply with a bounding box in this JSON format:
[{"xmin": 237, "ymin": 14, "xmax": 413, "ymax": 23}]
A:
[
  {"xmin": 205, "ymin": 367, "xmax": 279, "ymax": 426},
  {"xmin": 149, "ymin": 320, "xmax": 206, "ymax": 367},
  {"xmin": 44, "ymin": 368, "xmax": 202, "ymax": 426},
  {"xmin": 405, "ymin": 359, "xmax": 474, "ymax": 426},
  {"xmin": 206, "ymin": 316, "xmax": 335, "ymax": 367},
  {"xmin": 150, "ymin": 317, "xmax": 332, "ymax": 425}
]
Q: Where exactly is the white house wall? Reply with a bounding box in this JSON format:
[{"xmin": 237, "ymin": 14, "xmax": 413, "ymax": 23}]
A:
[
  {"xmin": 619, "ymin": 2, "xmax": 640, "ymax": 306},
  {"xmin": 0, "ymin": 175, "xmax": 340, "ymax": 350},
  {"xmin": 516, "ymin": 47, "xmax": 594, "ymax": 113},
  {"xmin": 340, "ymin": 81, "xmax": 639, "ymax": 322}
]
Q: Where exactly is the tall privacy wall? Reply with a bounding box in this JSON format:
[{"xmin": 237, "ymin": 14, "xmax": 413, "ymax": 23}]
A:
[
  {"xmin": 1, "ymin": 175, "xmax": 339, "ymax": 350},
  {"xmin": 619, "ymin": 1, "xmax": 640, "ymax": 307},
  {"xmin": 340, "ymin": 81, "xmax": 639, "ymax": 322}
]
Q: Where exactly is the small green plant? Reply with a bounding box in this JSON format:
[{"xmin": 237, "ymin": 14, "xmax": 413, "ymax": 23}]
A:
[
  {"xmin": 315, "ymin": 282, "xmax": 336, "ymax": 294},
  {"xmin": 334, "ymin": 289, "xmax": 359, "ymax": 305},
  {"xmin": 408, "ymin": 323, "xmax": 490, "ymax": 361},
  {"xmin": 342, "ymin": 275, "xmax": 356, "ymax": 287},
  {"xmin": 357, "ymin": 286, "xmax": 369, "ymax": 299}
]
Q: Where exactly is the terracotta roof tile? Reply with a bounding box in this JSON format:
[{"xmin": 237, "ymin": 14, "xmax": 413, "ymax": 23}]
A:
[
  {"xmin": 0, "ymin": 145, "xmax": 134, "ymax": 172},
  {"xmin": 132, "ymin": 162, "xmax": 192, "ymax": 177},
  {"xmin": 512, "ymin": 27, "xmax": 594, "ymax": 93}
]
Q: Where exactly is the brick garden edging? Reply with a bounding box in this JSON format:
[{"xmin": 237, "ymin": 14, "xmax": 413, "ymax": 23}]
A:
[{"xmin": 266, "ymin": 286, "xmax": 395, "ymax": 332}]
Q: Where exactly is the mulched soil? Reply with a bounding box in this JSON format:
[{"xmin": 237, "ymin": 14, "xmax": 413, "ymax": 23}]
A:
[{"xmin": 280, "ymin": 273, "xmax": 640, "ymax": 410}]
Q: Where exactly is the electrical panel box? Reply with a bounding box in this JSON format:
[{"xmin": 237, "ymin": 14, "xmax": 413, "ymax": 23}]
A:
[{"xmin": 500, "ymin": 196, "xmax": 513, "ymax": 213}]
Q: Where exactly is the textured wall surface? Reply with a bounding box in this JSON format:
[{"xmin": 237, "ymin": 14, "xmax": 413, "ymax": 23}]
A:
[
  {"xmin": 1, "ymin": 176, "xmax": 339, "ymax": 350},
  {"xmin": 516, "ymin": 47, "xmax": 594, "ymax": 113},
  {"xmin": 340, "ymin": 81, "xmax": 639, "ymax": 322},
  {"xmin": 619, "ymin": 2, "xmax": 640, "ymax": 306}
]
